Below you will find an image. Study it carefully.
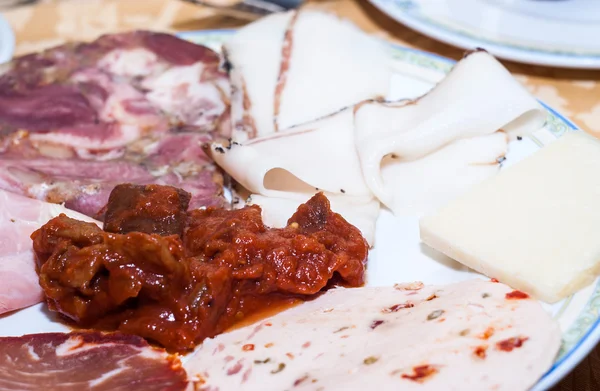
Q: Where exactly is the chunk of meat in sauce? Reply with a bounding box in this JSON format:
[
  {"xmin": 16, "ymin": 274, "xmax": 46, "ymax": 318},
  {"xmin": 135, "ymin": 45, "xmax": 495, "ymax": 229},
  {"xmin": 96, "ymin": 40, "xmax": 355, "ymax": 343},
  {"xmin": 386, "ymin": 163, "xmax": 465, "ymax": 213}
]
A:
[
  {"xmin": 32, "ymin": 191, "xmax": 368, "ymax": 352},
  {"xmin": 185, "ymin": 192, "xmax": 367, "ymax": 294},
  {"xmin": 103, "ymin": 183, "xmax": 191, "ymax": 236}
]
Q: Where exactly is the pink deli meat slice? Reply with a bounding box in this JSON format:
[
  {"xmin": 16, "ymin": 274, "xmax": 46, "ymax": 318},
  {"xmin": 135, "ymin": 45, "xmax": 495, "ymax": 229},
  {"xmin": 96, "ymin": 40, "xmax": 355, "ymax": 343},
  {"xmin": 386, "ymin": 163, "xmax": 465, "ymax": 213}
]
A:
[
  {"xmin": 0, "ymin": 332, "xmax": 187, "ymax": 391},
  {"xmin": 184, "ymin": 279, "xmax": 560, "ymax": 391},
  {"xmin": 0, "ymin": 190, "xmax": 100, "ymax": 314}
]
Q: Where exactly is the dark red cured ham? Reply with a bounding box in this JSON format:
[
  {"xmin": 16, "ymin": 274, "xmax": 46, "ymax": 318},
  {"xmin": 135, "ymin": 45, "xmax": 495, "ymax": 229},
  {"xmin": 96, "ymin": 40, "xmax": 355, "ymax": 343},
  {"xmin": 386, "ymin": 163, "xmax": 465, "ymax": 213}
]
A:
[
  {"xmin": 0, "ymin": 31, "xmax": 229, "ymax": 216},
  {"xmin": 0, "ymin": 332, "xmax": 187, "ymax": 391}
]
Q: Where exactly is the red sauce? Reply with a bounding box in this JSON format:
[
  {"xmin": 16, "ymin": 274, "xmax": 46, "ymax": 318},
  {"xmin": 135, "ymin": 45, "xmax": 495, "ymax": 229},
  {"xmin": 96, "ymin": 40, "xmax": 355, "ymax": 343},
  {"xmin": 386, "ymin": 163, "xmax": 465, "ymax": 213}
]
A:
[
  {"xmin": 505, "ymin": 290, "xmax": 529, "ymax": 300},
  {"xmin": 491, "ymin": 278, "xmax": 499, "ymax": 283},
  {"xmin": 473, "ymin": 345, "xmax": 488, "ymax": 359},
  {"xmin": 479, "ymin": 327, "xmax": 495, "ymax": 340},
  {"xmin": 401, "ymin": 365, "xmax": 438, "ymax": 383},
  {"xmin": 496, "ymin": 336, "xmax": 528, "ymax": 352},
  {"xmin": 32, "ymin": 191, "xmax": 368, "ymax": 352}
]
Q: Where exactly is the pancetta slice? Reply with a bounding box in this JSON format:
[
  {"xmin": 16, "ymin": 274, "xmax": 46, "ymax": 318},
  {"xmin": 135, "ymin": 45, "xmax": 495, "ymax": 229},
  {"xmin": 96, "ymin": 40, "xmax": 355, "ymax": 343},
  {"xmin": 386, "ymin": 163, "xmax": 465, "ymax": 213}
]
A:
[
  {"xmin": 247, "ymin": 193, "xmax": 380, "ymax": 245},
  {"xmin": 381, "ymin": 132, "xmax": 508, "ymax": 217},
  {"xmin": 224, "ymin": 11, "xmax": 295, "ymax": 140},
  {"xmin": 211, "ymin": 108, "xmax": 370, "ymax": 199},
  {"xmin": 0, "ymin": 190, "xmax": 100, "ymax": 315},
  {"xmin": 224, "ymin": 9, "xmax": 391, "ymax": 140},
  {"xmin": 184, "ymin": 278, "xmax": 560, "ymax": 391},
  {"xmin": 354, "ymin": 50, "xmax": 546, "ymax": 214},
  {"xmin": 276, "ymin": 10, "xmax": 391, "ymax": 132},
  {"xmin": 0, "ymin": 332, "xmax": 187, "ymax": 391}
]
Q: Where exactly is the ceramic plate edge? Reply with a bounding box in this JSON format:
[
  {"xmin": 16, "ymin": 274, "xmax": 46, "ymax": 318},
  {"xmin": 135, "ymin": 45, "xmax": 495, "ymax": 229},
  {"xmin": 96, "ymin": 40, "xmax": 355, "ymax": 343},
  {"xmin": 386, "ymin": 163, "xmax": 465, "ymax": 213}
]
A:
[
  {"xmin": 367, "ymin": 0, "xmax": 600, "ymax": 69},
  {"xmin": 0, "ymin": 13, "xmax": 14, "ymax": 64}
]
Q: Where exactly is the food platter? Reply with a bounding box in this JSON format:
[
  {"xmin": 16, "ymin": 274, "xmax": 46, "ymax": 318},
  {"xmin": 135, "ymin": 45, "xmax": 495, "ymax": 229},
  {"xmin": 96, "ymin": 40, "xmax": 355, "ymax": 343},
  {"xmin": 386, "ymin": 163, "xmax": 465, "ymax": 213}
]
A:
[
  {"xmin": 0, "ymin": 28, "xmax": 597, "ymax": 390},
  {"xmin": 367, "ymin": 0, "xmax": 600, "ymax": 69}
]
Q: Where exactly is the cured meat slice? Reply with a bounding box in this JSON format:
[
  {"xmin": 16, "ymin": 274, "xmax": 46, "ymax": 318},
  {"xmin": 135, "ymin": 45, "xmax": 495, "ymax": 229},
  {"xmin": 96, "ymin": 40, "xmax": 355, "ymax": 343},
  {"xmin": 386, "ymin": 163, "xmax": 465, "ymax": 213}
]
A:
[
  {"xmin": 225, "ymin": 10, "xmax": 391, "ymax": 140},
  {"xmin": 0, "ymin": 332, "xmax": 187, "ymax": 391},
  {"xmin": 212, "ymin": 109, "xmax": 370, "ymax": 198},
  {"xmin": 184, "ymin": 279, "xmax": 561, "ymax": 391},
  {"xmin": 0, "ymin": 31, "xmax": 229, "ymax": 217},
  {"xmin": 103, "ymin": 184, "xmax": 191, "ymax": 236},
  {"xmin": 0, "ymin": 189, "xmax": 100, "ymax": 315},
  {"xmin": 210, "ymin": 108, "xmax": 380, "ymax": 244},
  {"xmin": 0, "ymin": 150, "xmax": 224, "ymax": 217},
  {"xmin": 354, "ymin": 50, "xmax": 546, "ymax": 216}
]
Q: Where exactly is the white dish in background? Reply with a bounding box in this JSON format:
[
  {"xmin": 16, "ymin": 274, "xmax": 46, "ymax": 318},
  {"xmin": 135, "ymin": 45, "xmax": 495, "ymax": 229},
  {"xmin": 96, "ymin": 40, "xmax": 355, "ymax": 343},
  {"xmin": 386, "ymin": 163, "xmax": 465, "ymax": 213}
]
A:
[
  {"xmin": 0, "ymin": 30, "xmax": 595, "ymax": 391},
  {"xmin": 368, "ymin": 0, "xmax": 600, "ymax": 69},
  {"xmin": 0, "ymin": 13, "xmax": 14, "ymax": 64}
]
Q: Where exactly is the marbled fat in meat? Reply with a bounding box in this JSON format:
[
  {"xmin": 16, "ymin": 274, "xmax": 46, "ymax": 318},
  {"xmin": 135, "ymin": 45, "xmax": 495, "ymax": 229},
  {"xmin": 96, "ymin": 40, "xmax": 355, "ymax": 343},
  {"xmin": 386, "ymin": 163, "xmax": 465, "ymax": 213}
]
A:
[
  {"xmin": 0, "ymin": 31, "xmax": 229, "ymax": 217},
  {"xmin": 0, "ymin": 332, "xmax": 187, "ymax": 391}
]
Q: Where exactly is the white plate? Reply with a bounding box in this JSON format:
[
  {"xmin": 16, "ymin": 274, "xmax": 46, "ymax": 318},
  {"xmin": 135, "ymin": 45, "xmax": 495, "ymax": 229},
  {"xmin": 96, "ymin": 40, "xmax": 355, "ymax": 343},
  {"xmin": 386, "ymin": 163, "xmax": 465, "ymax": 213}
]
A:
[
  {"xmin": 0, "ymin": 30, "xmax": 596, "ymax": 391},
  {"xmin": 368, "ymin": 0, "xmax": 600, "ymax": 69},
  {"xmin": 0, "ymin": 13, "xmax": 14, "ymax": 64}
]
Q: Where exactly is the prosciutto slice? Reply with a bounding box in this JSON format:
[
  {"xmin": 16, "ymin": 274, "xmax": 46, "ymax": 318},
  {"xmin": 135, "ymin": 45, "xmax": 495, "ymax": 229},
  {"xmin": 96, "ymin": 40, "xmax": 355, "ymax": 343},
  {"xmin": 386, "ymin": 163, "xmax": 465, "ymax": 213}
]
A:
[
  {"xmin": 0, "ymin": 332, "xmax": 187, "ymax": 391},
  {"xmin": 354, "ymin": 50, "xmax": 546, "ymax": 215},
  {"xmin": 0, "ymin": 190, "xmax": 100, "ymax": 315},
  {"xmin": 184, "ymin": 278, "xmax": 560, "ymax": 391},
  {"xmin": 225, "ymin": 10, "xmax": 392, "ymax": 140}
]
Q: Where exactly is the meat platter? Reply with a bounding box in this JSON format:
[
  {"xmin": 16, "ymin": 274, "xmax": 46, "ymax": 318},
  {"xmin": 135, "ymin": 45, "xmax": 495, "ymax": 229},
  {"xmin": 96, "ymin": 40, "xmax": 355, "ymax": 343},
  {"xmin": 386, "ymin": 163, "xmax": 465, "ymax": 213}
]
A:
[{"xmin": 0, "ymin": 11, "xmax": 599, "ymax": 391}]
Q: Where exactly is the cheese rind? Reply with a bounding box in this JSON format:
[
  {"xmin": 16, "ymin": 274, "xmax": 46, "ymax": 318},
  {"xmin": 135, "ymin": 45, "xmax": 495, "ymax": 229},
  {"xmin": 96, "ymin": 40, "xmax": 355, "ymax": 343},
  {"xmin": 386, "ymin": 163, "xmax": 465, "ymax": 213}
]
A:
[{"xmin": 420, "ymin": 131, "xmax": 600, "ymax": 303}]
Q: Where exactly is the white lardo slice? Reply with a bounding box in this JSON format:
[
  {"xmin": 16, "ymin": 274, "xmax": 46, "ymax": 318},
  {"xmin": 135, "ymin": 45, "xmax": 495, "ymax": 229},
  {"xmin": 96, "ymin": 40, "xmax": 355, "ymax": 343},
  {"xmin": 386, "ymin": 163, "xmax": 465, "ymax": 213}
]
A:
[
  {"xmin": 355, "ymin": 50, "xmax": 546, "ymax": 211},
  {"xmin": 420, "ymin": 131, "xmax": 600, "ymax": 303},
  {"xmin": 224, "ymin": 11, "xmax": 294, "ymax": 140},
  {"xmin": 384, "ymin": 132, "xmax": 507, "ymax": 217},
  {"xmin": 276, "ymin": 10, "xmax": 392, "ymax": 131},
  {"xmin": 210, "ymin": 108, "xmax": 371, "ymax": 198},
  {"xmin": 0, "ymin": 190, "xmax": 100, "ymax": 314},
  {"xmin": 184, "ymin": 279, "xmax": 560, "ymax": 391},
  {"xmin": 246, "ymin": 193, "xmax": 380, "ymax": 246}
]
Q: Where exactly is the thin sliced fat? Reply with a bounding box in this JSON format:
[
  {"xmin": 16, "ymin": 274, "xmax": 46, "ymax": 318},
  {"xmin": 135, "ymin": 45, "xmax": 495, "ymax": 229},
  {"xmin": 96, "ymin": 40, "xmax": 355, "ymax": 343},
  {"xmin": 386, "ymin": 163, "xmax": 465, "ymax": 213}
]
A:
[
  {"xmin": 247, "ymin": 193, "xmax": 380, "ymax": 246},
  {"xmin": 0, "ymin": 190, "xmax": 100, "ymax": 314},
  {"xmin": 184, "ymin": 279, "xmax": 560, "ymax": 391},
  {"xmin": 211, "ymin": 108, "xmax": 371, "ymax": 199},
  {"xmin": 355, "ymin": 50, "xmax": 546, "ymax": 210},
  {"xmin": 276, "ymin": 10, "xmax": 392, "ymax": 131},
  {"xmin": 224, "ymin": 11, "xmax": 295, "ymax": 140},
  {"xmin": 384, "ymin": 132, "xmax": 508, "ymax": 217}
]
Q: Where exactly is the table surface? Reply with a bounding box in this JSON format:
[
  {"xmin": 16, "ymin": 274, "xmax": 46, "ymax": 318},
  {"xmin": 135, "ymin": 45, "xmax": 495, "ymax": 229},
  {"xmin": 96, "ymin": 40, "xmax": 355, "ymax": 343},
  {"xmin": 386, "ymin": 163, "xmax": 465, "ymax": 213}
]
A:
[{"xmin": 3, "ymin": 0, "xmax": 600, "ymax": 389}]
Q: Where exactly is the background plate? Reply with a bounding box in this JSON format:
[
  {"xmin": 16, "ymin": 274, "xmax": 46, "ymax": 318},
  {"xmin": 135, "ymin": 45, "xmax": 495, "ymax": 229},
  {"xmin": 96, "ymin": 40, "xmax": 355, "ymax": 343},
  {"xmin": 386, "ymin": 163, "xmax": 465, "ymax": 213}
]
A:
[
  {"xmin": 0, "ymin": 30, "xmax": 595, "ymax": 391},
  {"xmin": 0, "ymin": 13, "xmax": 14, "ymax": 64},
  {"xmin": 368, "ymin": 0, "xmax": 600, "ymax": 69}
]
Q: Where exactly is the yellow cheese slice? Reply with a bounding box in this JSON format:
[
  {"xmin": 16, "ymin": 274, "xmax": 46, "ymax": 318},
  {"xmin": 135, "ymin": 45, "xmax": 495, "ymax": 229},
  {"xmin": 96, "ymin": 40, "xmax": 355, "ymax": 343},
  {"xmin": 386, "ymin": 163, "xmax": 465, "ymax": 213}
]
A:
[{"xmin": 420, "ymin": 131, "xmax": 600, "ymax": 303}]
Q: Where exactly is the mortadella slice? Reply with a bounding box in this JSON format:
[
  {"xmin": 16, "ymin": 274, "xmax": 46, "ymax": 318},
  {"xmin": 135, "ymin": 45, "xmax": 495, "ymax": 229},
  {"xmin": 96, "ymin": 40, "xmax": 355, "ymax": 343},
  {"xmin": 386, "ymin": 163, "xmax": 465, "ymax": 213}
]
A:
[{"xmin": 184, "ymin": 278, "xmax": 561, "ymax": 391}]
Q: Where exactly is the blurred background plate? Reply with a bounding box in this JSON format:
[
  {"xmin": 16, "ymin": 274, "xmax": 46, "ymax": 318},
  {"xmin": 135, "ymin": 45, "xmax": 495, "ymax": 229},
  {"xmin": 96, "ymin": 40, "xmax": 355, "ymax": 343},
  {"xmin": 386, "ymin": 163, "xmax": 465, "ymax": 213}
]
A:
[
  {"xmin": 0, "ymin": 13, "xmax": 14, "ymax": 63},
  {"xmin": 368, "ymin": 0, "xmax": 600, "ymax": 69}
]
